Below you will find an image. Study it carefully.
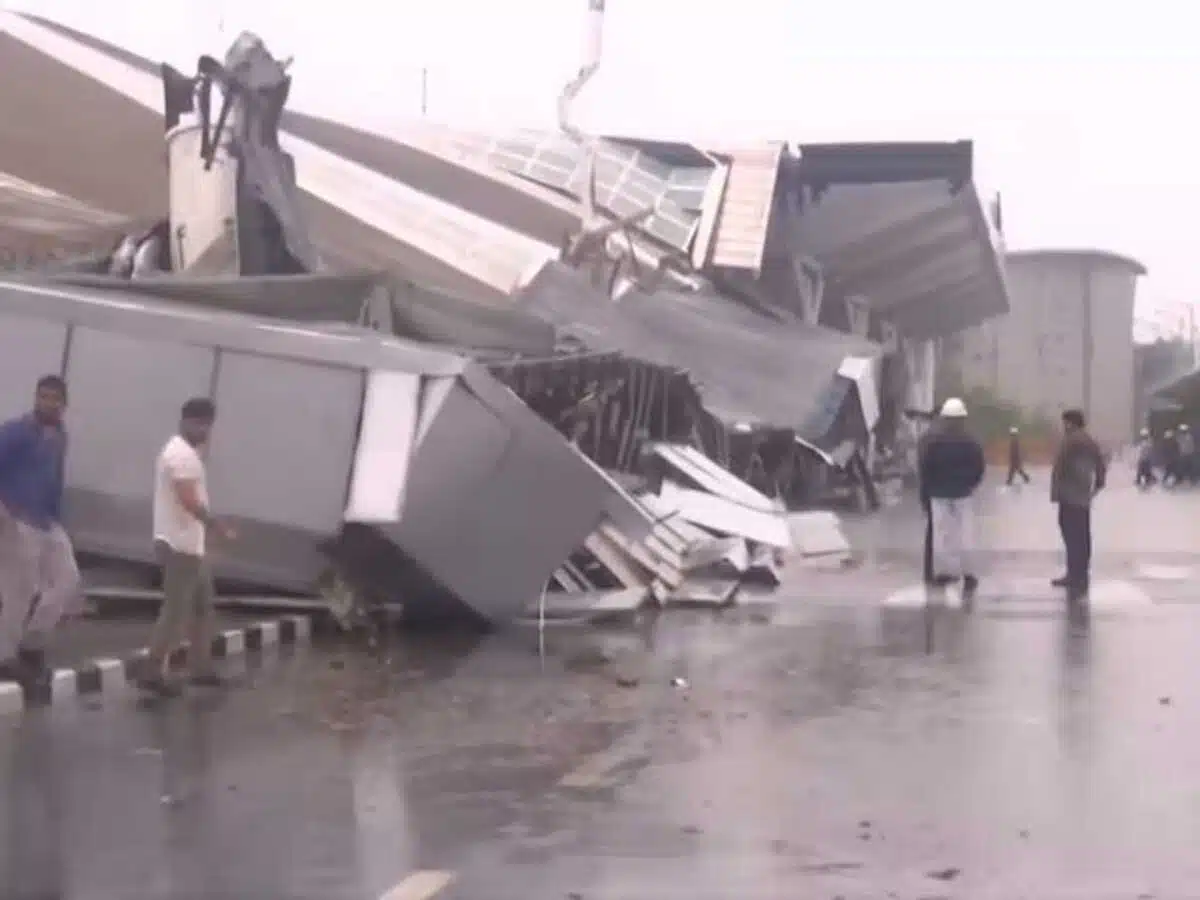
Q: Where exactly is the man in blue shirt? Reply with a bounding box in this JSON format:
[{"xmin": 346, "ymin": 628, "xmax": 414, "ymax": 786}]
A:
[{"xmin": 0, "ymin": 375, "xmax": 82, "ymax": 684}]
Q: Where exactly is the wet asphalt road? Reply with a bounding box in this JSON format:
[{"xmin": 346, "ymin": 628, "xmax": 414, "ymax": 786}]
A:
[{"xmin": 5, "ymin": 468, "xmax": 1200, "ymax": 899}]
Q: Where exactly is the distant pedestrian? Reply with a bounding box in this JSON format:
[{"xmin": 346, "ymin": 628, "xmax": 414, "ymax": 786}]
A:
[
  {"xmin": 0, "ymin": 375, "xmax": 82, "ymax": 685},
  {"xmin": 1161, "ymin": 429, "xmax": 1181, "ymax": 486},
  {"xmin": 918, "ymin": 398, "xmax": 986, "ymax": 594},
  {"xmin": 1050, "ymin": 409, "xmax": 1107, "ymax": 598},
  {"xmin": 1135, "ymin": 428, "xmax": 1157, "ymax": 488},
  {"xmin": 1179, "ymin": 424, "xmax": 1197, "ymax": 485},
  {"xmin": 1006, "ymin": 426, "xmax": 1031, "ymax": 485},
  {"xmin": 138, "ymin": 398, "xmax": 234, "ymax": 696}
]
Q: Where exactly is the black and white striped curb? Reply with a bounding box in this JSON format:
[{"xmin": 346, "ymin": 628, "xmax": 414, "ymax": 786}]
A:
[{"xmin": 0, "ymin": 614, "xmax": 312, "ymax": 715}]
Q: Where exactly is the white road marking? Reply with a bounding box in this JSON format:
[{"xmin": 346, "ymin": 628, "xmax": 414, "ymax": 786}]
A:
[
  {"xmin": 881, "ymin": 579, "xmax": 1155, "ymax": 611},
  {"xmin": 93, "ymin": 657, "xmax": 129, "ymax": 692},
  {"xmin": 379, "ymin": 870, "xmax": 456, "ymax": 900},
  {"xmin": 221, "ymin": 630, "xmax": 246, "ymax": 655},
  {"xmin": 259, "ymin": 621, "xmax": 280, "ymax": 646},
  {"xmin": 0, "ymin": 682, "xmax": 22, "ymax": 716},
  {"xmin": 51, "ymin": 669, "xmax": 77, "ymax": 698}
]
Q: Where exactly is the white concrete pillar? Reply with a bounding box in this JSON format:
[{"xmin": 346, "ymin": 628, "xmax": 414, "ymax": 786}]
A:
[
  {"xmin": 845, "ymin": 295, "xmax": 871, "ymax": 337},
  {"xmin": 903, "ymin": 336, "xmax": 936, "ymax": 413},
  {"xmin": 790, "ymin": 256, "xmax": 826, "ymax": 325}
]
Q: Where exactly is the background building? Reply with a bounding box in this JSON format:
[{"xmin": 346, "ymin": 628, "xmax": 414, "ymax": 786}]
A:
[{"xmin": 941, "ymin": 248, "xmax": 1146, "ymax": 446}]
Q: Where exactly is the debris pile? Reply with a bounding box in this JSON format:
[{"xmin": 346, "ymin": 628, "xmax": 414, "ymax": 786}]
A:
[{"xmin": 533, "ymin": 443, "xmax": 798, "ymax": 621}]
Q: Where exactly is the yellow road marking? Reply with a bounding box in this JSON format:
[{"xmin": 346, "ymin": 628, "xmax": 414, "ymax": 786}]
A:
[
  {"xmin": 379, "ymin": 870, "xmax": 456, "ymax": 900},
  {"xmin": 559, "ymin": 733, "xmax": 643, "ymax": 788}
]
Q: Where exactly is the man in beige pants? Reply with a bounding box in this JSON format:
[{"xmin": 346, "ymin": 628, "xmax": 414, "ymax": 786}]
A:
[
  {"xmin": 139, "ymin": 397, "xmax": 234, "ymax": 696},
  {"xmin": 0, "ymin": 375, "xmax": 81, "ymax": 686}
]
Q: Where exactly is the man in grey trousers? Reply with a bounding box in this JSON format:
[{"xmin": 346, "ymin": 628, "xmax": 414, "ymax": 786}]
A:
[
  {"xmin": 0, "ymin": 375, "xmax": 82, "ymax": 686},
  {"xmin": 139, "ymin": 398, "xmax": 234, "ymax": 695}
]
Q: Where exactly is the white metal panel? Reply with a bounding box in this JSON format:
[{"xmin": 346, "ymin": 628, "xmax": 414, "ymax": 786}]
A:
[
  {"xmin": 208, "ymin": 354, "xmax": 362, "ymax": 533},
  {"xmin": 344, "ymin": 370, "xmax": 420, "ymax": 524},
  {"xmin": 838, "ymin": 355, "xmax": 881, "ymax": 429},
  {"xmin": 656, "ymin": 480, "xmax": 792, "ymax": 549},
  {"xmin": 0, "ymin": 314, "xmax": 67, "ymax": 421},
  {"xmin": 710, "ymin": 143, "xmax": 783, "ymax": 272},
  {"xmin": 282, "ymin": 135, "xmax": 557, "ymax": 296},
  {"xmin": 647, "ymin": 443, "xmax": 776, "ymax": 512},
  {"xmin": 63, "ymin": 328, "xmax": 215, "ymax": 497}
]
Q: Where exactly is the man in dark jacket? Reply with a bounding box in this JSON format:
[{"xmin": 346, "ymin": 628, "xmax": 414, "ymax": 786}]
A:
[
  {"xmin": 919, "ymin": 397, "xmax": 987, "ymax": 592},
  {"xmin": 1050, "ymin": 408, "xmax": 1106, "ymax": 597}
]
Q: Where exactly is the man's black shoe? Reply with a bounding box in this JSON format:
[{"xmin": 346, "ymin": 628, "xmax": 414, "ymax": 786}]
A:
[
  {"xmin": 931, "ymin": 575, "xmax": 958, "ymax": 587},
  {"xmin": 1051, "ymin": 575, "xmax": 1071, "ymax": 588},
  {"xmin": 0, "ymin": 661, "xmax": 23, "ymax": 683},
  {"xmin": 963, "ymin": 575, "xmax": 980, "ymax": 594}
]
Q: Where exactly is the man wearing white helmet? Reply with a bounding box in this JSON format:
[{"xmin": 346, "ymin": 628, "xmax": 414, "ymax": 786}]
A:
[
  {"xmin": 918, "ymin": 397, "xmax": 986, "ymax": 592},
  {"xmin": 1006, "ymin": 426, "xmax": 1031, "ymax": 486}
]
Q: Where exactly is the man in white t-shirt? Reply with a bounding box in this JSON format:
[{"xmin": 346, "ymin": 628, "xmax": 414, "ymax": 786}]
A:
[{"xmin": 139, "ymin": 397, "xmax": 234, "ymax": 695}]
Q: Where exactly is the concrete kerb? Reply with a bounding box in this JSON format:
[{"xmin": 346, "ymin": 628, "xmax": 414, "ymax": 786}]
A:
[{"xmin": 0, "ymin": 613, "xmax": 313, "ymax": 716}]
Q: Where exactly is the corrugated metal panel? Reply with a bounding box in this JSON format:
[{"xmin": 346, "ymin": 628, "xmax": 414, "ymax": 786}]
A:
[
  {"xmin": 515, "ymin": 262, "xmax": 882, "ymax": 433},
  {"xmin": 710, "ymin": 143, "xmax": 784, "ymax": 273},
  {"xmin": 0, "ymin": 172, "xmax": 128, "ymax": 235}
]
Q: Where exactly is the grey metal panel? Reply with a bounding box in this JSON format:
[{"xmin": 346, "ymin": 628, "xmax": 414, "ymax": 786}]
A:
[
  {"xmin": 207, "ymin": 353, "xmax": 364, "ymax": 535},
  {"xmin": 62, "ymin": 327, "xmax": 215, "ymax": 548},
  {"xmin": 0, "ymin": 313, "xmax": 67, "ymax": 421},
  {"xmin": 388, "ymin": 377, "xmax": 612, "ymax": 624},
  {"xmin": 64, "ymin": 328, "xmax": 215, "ymax": 497},
  {"xmin": 0, "ymin": 279, "xmax": 468, "ymax": 376},
  {"xmin": 515, "ymin": 262, "xmax": 882, "ymax": 432}
]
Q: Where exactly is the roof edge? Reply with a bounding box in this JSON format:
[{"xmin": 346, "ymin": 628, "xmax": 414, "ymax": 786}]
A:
[
  {"xmin": 1006, "ymin": 248, "xmax": 1148, "ymax": 277},
  {"xmin": 790, "ymin": 140, "xmax": 974, "ymax": 190}
]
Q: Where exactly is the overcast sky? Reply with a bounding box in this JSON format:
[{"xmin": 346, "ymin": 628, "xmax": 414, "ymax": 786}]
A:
[{"xmin": 10, "ymin": 0, "xmax": 1198, "ymax": 331}]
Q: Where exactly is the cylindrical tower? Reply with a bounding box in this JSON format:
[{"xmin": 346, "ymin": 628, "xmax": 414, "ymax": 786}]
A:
[{"xmin": 996, "ymin": 249, "xmax": 1147, "ymax": 446}]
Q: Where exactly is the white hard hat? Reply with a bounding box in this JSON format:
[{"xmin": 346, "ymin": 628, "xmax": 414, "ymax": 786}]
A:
[
  {"xmin": 1167, "ymin": 429, "xmax": 1175, "ymax": 437},
  {"xmin": 1141, "ymin": 428, "xmax": 1150, "ymax": 436},
  {"xmin": 1183, "ymin": 424, "xmax": 1190, "ymax": 432},
  {"xmin": 940, "ymin": 397, "xmax": 968, "ymax": 418},
  {"xmin": 1009, "ymin": 426, "xmax": 1019, "ymax": 434}
]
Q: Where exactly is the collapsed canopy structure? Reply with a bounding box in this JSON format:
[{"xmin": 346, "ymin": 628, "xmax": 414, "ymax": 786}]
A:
[{"xmin": 0, "ymin": 11, "xmax": 1010, "ymax": 467}]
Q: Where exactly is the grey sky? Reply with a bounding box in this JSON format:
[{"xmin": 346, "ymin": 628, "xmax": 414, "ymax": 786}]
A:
[{"xmin": 9, "ymin": 0, "xmax": 1197, "ymax": 329}]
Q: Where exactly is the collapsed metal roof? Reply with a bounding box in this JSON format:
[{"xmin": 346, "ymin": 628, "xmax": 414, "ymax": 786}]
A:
[
  {"xmin": 0, "ymin": 12, "xmax": 555, "ymax": 299},
  {"xmin": 786, "ymin": 141, "xmax": 1009, "ymax": 340},
  {"xmin": 515, "ymin": 262, "xmax": 881, "ymax": 432},
  {"xmin": 0, "ymin": 12, "xmax": 1009, "ymax": 342}
]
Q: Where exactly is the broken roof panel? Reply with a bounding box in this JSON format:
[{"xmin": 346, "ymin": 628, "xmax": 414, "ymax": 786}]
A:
[
  {"xmin": 485, "ymin": 131, "xmax": 713, "ymax": 252},
  {"xmin": 707, "ymin": 142, "xmax": 785, "ymax": 273},
  {"xmin": 45, "ymin": 270, "xmax": 559, "ymax": 358},
  {"xmin": 787, "ymin": 140, "xmax": 1008, "ymax": 340},
  {"xmin": 515, "ymin": 262, "xmax": 882, "ymax": 432},
  {"xmin": 0, "ymin": 13, "xmax": 555, "ymax": 298}
]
